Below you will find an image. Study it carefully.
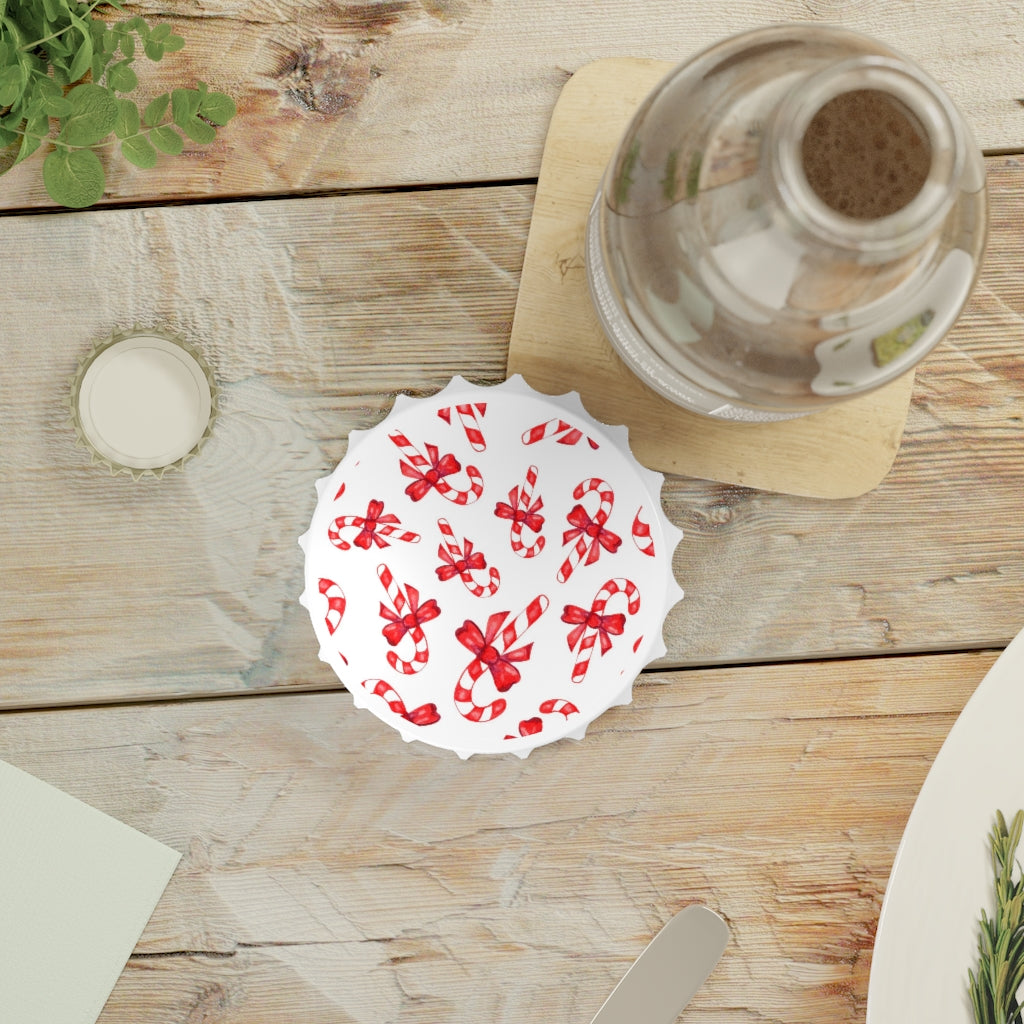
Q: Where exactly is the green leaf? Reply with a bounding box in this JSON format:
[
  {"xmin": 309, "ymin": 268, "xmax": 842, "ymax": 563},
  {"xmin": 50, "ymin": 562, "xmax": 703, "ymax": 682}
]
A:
[
  {"xmin": 42, "ymin": 146, "xmax": 105, "ymax": 207},
  {"xmin": 42, "ymin": 0, "xmax": 62, "ymax": 22},
  {"xmin": 60, "ymin": 83, "xmax": 118, "ymax": 146},
  {"xmin": 121, "ymin": 133, "xmax": 156, "ymax": 168},
  {"xmin": 142, "ymin": 92, "xmax": 168, "ymax": 126},
  {"xmin": 969, "ymin": 810, "xmax": 1024, "ymax": 1024},
  {"xmin": 14, "ymin": 108, "xmax": 47, "ymax": 165},
  {"xmin": 107, "ymin": 59, "xmax": 137, "ymax": 93},
  {"xmin": 149, "ymin": 23, "xmax": 171, "ymax": 42},
  {"xmin": 0, "ymin": 64, "xmax": 24, "ymax": 107},
  {"xmin": 113, "ymin": 96, "xmax": 138, "ymax": 138},
  {"xmin": 163, "ymin": 33, "xmax": 184, "ymax": 53},
  {"xmin": 180, "ymin": 114, "xmax": 215, "ymax": 144},
  {"xmin": 39, "ymin": 88, "xmax": 73, "ymax": 117},
  {"xmin": 170, "ymin": 87, "xmax": 199, "ymax": 126},
  {"xmin": 118, "ymin": 28, "xmax": 134, "ymax": 59},
  {"xmin": 46, "ymin": 32, "xmax": 72, "ymax": 60},
  {"xmin": 198, "ymin": 90, "xmax": 235, "ymax": 126},
  {"xmin": 143, "ymin": 39, "xmax": 164, "ymax": 62},
  {"xmin": 149, "ymin": 123, "xmax": 182, "ymax": 154},
  {"xmin": 66, "ymin": 15, "xmax": 94, "ymax": 83}
]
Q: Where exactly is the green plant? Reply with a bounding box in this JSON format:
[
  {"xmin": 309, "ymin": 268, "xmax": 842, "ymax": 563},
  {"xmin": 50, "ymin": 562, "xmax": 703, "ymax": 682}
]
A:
[
  {"xmin": 0, "ymin": 0, "xmax": 235, "ymax": 207},
  {"xmin": 970, "ymin": 810, "xmax": 1024, "ymax": 1024}
]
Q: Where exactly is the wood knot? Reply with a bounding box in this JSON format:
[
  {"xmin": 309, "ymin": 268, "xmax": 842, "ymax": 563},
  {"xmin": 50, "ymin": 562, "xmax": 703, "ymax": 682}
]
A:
[{"xmin": 275, "ymin": 41, "xmax": 368, "ymax": 115}]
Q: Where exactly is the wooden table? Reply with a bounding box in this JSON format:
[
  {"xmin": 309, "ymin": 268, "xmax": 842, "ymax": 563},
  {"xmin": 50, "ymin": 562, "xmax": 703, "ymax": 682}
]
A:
[{"xmin": 2, "ymin": 3, "xmax": 1022, "ymax": 1021}]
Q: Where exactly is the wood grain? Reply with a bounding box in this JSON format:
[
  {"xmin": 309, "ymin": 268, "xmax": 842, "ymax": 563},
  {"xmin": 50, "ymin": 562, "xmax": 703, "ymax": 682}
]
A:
[
  {"xmin": 1, "ymin": 166, "xmax": 1022, "ymax": 708},
  {"xmin": 0, "ymin": 187, "xmax": 531, "ymax": 708},
  {"xmin": 0, "ymin": 0, "xmax": 1022, "ymax": 209},
  {"xmin": 0, "ymin": 650, "xmax": 997, "ymax": 1023}
]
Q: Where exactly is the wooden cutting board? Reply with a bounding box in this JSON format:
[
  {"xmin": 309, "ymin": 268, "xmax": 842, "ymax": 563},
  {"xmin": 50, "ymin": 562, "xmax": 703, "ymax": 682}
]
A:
[{"xmin": 506, "ymin": 57, "xmax": 915, "ymax": 499}]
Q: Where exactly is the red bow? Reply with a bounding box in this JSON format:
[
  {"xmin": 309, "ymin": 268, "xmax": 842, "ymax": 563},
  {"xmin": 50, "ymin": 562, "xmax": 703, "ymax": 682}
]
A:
[
  {"xmin": 456, "ymin": 611, "xmax": 534, "ymax": 692},
  {"xmin": 353, "ymin": 499, "xmax": 401, "ymax": 550},
  {"xmin": 436, "ymin": 539, "xmax": 487, "ymax": 581},
  {"xmin": 379, "ymin": 585, "xmax": 441, "ymax": 646},
  {"xmin": 561, "ymin": 604, "xmax": 626, "ymax": 654},
  {"xmin": 494, "ymin": 486, "xmax": 545, "ymax": 533},
  {"xmin": 563, "ymin": 505, "xmax": 621, "ymax": 565},
  {"xmin": 400, "ymin": 444, "xmax": 462, "ymax": 502},
  {"xmin": 403, "ymin": 703, "xmax": 440, "ymax": 726}
]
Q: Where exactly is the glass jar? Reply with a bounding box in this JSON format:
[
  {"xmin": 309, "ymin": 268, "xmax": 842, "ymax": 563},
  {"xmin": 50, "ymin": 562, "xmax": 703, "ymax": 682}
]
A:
[{"xmin": 585, "ymin": 24, "xmax": 987, "ymax": 422}]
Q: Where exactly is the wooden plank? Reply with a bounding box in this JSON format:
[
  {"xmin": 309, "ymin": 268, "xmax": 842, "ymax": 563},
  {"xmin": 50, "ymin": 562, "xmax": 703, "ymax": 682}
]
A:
[
  {"xmin": 0, "ymin": 0, "xmax": 1022, "ymax": 209},
  {"xmin": 0, "ymin": 187, "xmax": 532, "ymax": 708},
  {"xmin": 0, "ymin": 650, "xmax": 998, "ymax": 1022},
  {"xmin": 1, "ymin": 167, "xmax": 1022, "ymax": 710}
]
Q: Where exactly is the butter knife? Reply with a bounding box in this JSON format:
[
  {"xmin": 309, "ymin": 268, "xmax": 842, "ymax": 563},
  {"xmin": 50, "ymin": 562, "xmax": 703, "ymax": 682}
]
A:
[{"xmin": 590, "ymin": 905, "xmax": 730, "ymax": 1024}]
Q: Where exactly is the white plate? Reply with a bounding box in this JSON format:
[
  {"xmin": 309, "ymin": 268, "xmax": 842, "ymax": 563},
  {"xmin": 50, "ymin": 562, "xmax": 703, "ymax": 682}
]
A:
[{"xmin": 867, "ymin": 627, "xmax": 1024, "ymax": 1023}]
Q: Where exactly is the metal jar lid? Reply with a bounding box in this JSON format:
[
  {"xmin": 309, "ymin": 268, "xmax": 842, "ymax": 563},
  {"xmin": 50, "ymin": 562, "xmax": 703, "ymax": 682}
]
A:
[{"xmin": 69, "ymin": 327, "xmax": 218, "ymax": 479}]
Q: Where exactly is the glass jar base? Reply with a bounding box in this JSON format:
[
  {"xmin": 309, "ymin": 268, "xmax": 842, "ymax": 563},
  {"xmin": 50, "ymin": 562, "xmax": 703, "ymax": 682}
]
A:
[{"xmin": 585, "ymin": 199, "xmax": 808, "ymax": 423}]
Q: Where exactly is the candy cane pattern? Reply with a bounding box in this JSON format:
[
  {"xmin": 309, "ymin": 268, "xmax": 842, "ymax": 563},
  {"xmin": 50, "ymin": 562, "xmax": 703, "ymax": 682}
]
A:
[
  {"xmin": 389, "ymin": 431, "xmax": 484, "ymax": 505},
  {"xmin": 521, "ymin": 418, "xmax": 600, "ymax": 450},
  {"xmin": 329, "ymin": 498, "xmax": 421, "ymax": 551},
  {"xmin": 361, "ymin": 680, "xmax": 440, "ymax": 726},
  {"xmin": 632, "ymin": 507, "xmax": 656, "ymax": 557},
  {"xmin": 437, "ymin": 402, "xmax": 487, "ymax": 451},
  {"xmin": 454, "ymin": 595, "xmax": 549, "ymax": 722},
  {"xmin": 557, "ymin": 478, "xmax": 621, "ymax": 583},
  {"xmin": 493, "ymin": 465, "xmax": 545, "ymax": 558},
  {"xmin": 436, "ymin": 518, "xmax": 500, "ymax": 597},
  {"xmin": 539, "ymin": 698, "xmax": 580, "ymax": 718},
  {"xmin": 562, "ymin": 578, "xmax": 641, "ymax": 684},
  {"xmin": 377, "ymin": 565, "xmax": 441, "ymax": 675},
  {"xmin": 504, "ymin": 699, "xmax": 580, "ymax": 740},
  {"xmin": 318, "ymin": 578, "xmax": 346, "ymax": 635}
]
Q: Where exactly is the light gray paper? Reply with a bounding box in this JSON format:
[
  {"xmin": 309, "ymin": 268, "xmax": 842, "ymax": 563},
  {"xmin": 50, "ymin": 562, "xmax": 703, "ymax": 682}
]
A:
[{"xmin": 0, "ymin": 759, "xmax": 181, "ymax": 1024}]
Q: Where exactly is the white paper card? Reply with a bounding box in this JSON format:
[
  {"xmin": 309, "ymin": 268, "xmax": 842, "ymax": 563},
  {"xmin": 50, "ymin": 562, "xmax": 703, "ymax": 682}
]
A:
[{"xmin": 0, "ymin": 759, "xmax": 181, "ymax": 1024}]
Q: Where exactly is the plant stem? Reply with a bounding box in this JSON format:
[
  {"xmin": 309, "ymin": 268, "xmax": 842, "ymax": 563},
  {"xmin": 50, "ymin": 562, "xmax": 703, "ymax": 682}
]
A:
[{"xmin": 22, "ymin": 0, "xmax": 108, "ymax": 51}]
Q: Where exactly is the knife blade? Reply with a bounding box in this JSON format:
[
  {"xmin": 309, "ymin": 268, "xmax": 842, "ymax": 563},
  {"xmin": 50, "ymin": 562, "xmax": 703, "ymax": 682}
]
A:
[{"xmin": 589, "ymin": 905, "xmax": 730, "ymax": 1024}]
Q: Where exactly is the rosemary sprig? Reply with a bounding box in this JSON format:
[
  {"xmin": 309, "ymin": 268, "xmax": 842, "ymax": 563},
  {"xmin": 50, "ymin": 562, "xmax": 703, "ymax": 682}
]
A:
[{"xmin": 969, "ymin": 810, "xmax": 1024, "ymax": 1024}]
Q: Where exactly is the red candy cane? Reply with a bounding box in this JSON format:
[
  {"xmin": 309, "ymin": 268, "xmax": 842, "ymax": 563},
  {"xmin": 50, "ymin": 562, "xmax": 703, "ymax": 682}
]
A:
[
  {"xmin": 361, "ymin": 680, "xmax": 440, "ymax": 726},
  {"xmin": 454, "ymin": 595, "xmax": 549, "ymax": 722},
  {"xmin": 436, "ymin": 518, "xmax": 500, "ymax": 597},
  {"xmin": 494, "ymin": 465, "xmax": 545, "ymax": 558},
  {"xmin": 521, "ymin": 418, "xmax": 600, "ymax": 450},
  {"xmin": 438, "ymin": 403, "xmax": 487, "ymax": 451},
  {"xmin": 318, "ymin": 578, "xmax": 346, "ymax": 635},
  {"xmin": 557, "ymin": 478, "xmax": 620, "ymax": 583},
  {"xmin": 504, "ymin": 699, "xmax": 580, "ymax": 740},
  {"xmin": 389, "ymin": 432, "xmax": 484, "ymax": 505},
  {"xmin": 377, "ymin": 565, "xmax": 441, "ymax": 675},
  {"xmin": 329, "ymin": 499, "xmax": 420, "ymax": 551},
  {"xmin": 632, "ymin": 507, "xmax": 656, "ymax": 557},
  {"xmin": 539, "ymin": 698, "xmax": 579, "ymax": 718},
  {"xmin": 562, "ymin": 578, "xmax": 640, "ymax": 684}
]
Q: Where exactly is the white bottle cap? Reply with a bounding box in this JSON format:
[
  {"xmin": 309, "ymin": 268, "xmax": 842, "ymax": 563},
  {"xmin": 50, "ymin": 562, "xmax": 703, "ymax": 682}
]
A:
[{"xmin": 70, "ymin": 328, "xmax": 218, "ymax": 479}]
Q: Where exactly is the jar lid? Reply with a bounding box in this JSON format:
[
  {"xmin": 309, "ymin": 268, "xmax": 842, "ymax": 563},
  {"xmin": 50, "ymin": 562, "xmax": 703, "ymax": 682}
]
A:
[
  {"xmin": 299, "ymin": 375, "xmax": 685, "ymax": 758},
  {"xmin": 69, "ymin": 328, "xmax": 218, "ymax": 479}
]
